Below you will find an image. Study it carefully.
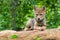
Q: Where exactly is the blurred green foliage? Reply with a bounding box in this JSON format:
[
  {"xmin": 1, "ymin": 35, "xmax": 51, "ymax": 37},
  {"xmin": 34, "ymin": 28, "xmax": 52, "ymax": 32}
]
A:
[{"xmin": 0, "ymin": 0, "xmax": 60, "ymax": 31}]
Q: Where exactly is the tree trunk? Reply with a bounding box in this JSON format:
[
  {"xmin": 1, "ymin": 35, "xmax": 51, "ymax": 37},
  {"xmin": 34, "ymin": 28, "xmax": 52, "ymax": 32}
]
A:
[{"xmin": 11, "ymin": 0, "xmax": 17, "ymax": 30}]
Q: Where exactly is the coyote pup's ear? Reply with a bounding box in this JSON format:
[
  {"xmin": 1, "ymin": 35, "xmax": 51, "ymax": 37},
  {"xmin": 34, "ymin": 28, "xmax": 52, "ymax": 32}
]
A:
[
  {"xmin": 42, "ymin": 6, "xmax": 45, "ymax": 11},
  {"xmin": 34, "ymin": 5, "xmax": 37, "ymax": 11}
]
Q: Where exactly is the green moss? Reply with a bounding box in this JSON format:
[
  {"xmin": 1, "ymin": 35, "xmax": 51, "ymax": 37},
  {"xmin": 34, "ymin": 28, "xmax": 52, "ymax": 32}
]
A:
[
  {"xmin": 34, "ymin": 35, "xmax": 41, "ymax": 40},
  {"xmin": 11, "ymin": 34, "xmax": 18, "ymax": 39}
]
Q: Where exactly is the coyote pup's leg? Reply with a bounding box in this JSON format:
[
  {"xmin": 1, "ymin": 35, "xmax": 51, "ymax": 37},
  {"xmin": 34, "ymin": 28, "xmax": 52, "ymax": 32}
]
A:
[{"xmin": 24, "ymin": 19, "xmax": 34, "ymax": 31}]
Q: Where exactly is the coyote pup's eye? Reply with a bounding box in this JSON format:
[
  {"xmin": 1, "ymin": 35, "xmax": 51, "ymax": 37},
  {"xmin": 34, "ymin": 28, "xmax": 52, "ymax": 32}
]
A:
[
  {"xmin": 36, "ymin": 14, "xmax": 38, "ymax": 16},
  {"xmin": 40, "ymin": 14, "xmax": 43, "ymax": 15}
]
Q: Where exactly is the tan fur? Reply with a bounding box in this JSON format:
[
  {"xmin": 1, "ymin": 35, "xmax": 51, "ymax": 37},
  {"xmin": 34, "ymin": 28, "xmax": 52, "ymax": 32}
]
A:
[{"xmin": 24, "ymin": 6, "xmax": 46, "ymax": 31}]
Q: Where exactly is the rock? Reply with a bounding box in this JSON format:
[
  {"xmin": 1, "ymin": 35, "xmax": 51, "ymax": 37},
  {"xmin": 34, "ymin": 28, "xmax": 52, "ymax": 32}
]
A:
[{"xmin": 0, "ymin": 29, "xmax": 60, "ymax": 40}]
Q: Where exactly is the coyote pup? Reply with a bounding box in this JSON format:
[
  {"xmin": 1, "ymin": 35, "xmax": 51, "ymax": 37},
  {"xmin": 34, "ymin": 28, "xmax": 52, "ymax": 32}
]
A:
[{"xmin": 24, "ymin": 6, "xmax": 46, "ymax": 31}]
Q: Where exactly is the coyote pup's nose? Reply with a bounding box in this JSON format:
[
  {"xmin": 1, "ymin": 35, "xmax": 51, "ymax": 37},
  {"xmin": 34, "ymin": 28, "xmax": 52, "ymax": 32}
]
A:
[{"xmin": 38, "ymin": 18, "xmax": 40, "ymax": 20}]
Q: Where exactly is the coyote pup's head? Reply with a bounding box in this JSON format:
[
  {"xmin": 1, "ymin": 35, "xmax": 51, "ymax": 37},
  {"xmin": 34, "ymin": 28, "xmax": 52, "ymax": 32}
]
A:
[{"xmin": 34, "ymin": 6, "xmax": 45, "ymax": 22}]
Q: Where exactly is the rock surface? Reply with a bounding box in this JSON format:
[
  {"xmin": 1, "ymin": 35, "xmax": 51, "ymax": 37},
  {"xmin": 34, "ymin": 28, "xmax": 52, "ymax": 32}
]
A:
[{"xmin": 0, "ymin": 29, "xmax": 60, "ymax": 40}]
